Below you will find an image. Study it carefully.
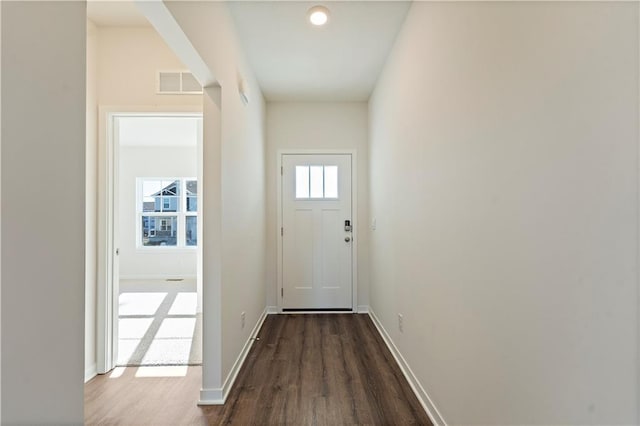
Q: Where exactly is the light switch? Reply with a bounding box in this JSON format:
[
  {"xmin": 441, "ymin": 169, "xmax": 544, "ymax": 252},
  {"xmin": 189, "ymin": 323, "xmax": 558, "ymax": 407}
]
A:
[{"xmin": 372, "ymin": 218, "xmax": 377, "ymax": 231}]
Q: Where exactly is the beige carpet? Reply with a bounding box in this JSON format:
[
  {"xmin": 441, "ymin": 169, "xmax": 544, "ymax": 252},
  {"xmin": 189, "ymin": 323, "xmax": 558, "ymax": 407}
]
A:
[{"xmin": 117, "ymin": 280, "xmax": 202, "ymax": 366}]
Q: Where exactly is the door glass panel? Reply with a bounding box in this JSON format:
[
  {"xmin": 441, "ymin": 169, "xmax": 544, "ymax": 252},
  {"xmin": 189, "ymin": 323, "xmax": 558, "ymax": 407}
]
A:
[
  {"xmin": 293, "ymin": 164, "xmax": 340, "ymax": 199},
  {"xmin": 310, "ymin": 166, "xmax": 323, "ymax": 198},
  {"xmin": 324, "ymin": 166, "xmax": 338, "ymax": 198},
  {"xmin": 295, "ymin": 166, "xmax": 309, "ymax": 198}
]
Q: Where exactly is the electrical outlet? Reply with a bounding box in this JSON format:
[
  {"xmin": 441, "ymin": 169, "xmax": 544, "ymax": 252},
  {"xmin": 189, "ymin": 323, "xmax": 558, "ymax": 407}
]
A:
[
  {"xmin": 372, "ymin": 217, "xmax": 377, "ymax": 231},
  {"xmin": 398, "ymin": 313, "xmax": 404, "ymax": 332},
  {"xmin": 241, "ymin": 312, "xmax": 246, "ymax": 329}
]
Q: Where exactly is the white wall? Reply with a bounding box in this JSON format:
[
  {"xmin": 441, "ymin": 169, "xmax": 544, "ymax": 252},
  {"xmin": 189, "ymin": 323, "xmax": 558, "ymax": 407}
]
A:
[
  {"xmin": 1, "ymin": 2, "xmax": 86, "ymax": 423},
  {"xmin": 85, "ymin": 18, "xmax": 98, "ymax": 382},
  {"xmin": 119, "ymin": 146, "xmax": 197, "ymax": 279},
  {"xmin": 266, "ymin": 102, "xmax": 369, "ymax": 309},
  {"xmin": 161, "ymin": 1, "xmax": 267, "ymax": 400},
  {"xmin": 97, "ymin": 26, "xmax": 201, "ymax": 107},
  {"xmin": 369, "ymin": 2, "xmax": 639, "ymax": 424},
  {"xmin": 88, "ymin": 24, "xmax": 202, "ymax": 377}
]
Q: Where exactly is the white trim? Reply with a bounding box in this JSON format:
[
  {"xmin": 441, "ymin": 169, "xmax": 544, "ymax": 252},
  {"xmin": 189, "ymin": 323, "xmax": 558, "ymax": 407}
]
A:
[
  {"xmin": 276, "ymin": 149, "xmax": 358, "ymax": 313},
  {"xmin": 368, "ymin": 308, "xmax": 447, "ymax": 426},
  {"xmin": 279, "ymin": 310, "xmax": 354, "ymax": 315},
  {"xmin": 84, "ymin": 363, "xmax": 97, "ymax": 383},
  {"xmin": 357, "ymin": 305, "xmax": 369, "ymax": 313},
  {"xmin": 198, "ymin": 388, "xmax": 224, "ymax": 405},
  {"xmin": 97, "ymin": 105, "xmax": 202, "ymax": 375},
  {"xmin": 637, "ymin": 5, "xmax": 640, "ymax": 422},
  {"xmin": 198, "ymin": 309, "xmax": 269, "ymax": 405},
  {"xmin": 97, "ymin": 107, "xmax": 118, "ymax": 374},
  {"xmin": 266, "ymin": 306, "xmax": 278, "ymax": 314}
]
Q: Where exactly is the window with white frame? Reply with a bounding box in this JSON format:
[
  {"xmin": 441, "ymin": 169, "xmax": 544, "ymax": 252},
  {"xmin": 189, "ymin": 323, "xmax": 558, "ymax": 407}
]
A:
[
  {"xmin": 138, "ymin": 178, "xmax": 198, "ymax": 247},
  {"xmin": 295, "ymin": 165, "xmax": 338, "ymax": 199}
]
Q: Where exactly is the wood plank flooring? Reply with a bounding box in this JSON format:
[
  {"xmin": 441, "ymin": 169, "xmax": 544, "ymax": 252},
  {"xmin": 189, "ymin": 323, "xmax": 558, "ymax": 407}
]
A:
[{"xmin": 85, "ymin": 314, "xmax": 432, "ymax": 426}]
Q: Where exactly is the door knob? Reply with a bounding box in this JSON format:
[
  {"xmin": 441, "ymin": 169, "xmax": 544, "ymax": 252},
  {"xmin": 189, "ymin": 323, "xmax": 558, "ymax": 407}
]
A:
[{"xmin": 345, "ymin": 236, "xmax": 351, "ymax": 242}]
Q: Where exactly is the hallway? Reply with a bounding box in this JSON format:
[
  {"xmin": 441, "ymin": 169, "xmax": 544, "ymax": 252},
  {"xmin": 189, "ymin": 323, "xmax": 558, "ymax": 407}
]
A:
[
  {"xmin": 2, "ymin": 2, "xmax": 637, "ymax": 424},
  {"xmin": 84, "ymin": 314, "xmax": 431, "ymax": 425}
]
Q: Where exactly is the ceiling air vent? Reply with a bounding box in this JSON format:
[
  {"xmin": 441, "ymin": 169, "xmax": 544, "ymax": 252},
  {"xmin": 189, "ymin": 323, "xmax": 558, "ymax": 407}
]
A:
[{"xmin": 157, "ymin": 71, "xmax": 203, "ymax": 94}]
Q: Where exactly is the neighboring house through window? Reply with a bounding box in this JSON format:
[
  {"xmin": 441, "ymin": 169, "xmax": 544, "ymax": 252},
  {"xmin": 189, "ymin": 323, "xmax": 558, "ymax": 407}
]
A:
[{"xmin": 138, "ymin": 178, "xmax": 198, "ymax": 247}]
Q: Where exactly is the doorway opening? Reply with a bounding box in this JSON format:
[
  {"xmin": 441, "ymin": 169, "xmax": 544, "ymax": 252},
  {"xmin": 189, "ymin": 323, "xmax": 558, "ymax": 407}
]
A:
[{"xmin": 98, "ymin": 112, "xmax": 203, "ymax": 373}]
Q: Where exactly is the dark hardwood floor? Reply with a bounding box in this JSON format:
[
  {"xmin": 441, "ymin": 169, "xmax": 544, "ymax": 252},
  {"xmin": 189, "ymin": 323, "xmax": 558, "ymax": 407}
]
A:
[{"xmin": 85, "ymin": 314, "xmax": 432, "ymax": 425}]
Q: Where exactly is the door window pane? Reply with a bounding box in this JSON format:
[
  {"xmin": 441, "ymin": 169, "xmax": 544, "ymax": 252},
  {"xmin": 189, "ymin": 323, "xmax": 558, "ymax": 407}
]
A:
[
  {"xmin": 294, "ymin": 165, "xmax": 340, "ymax": 199},
  {"xmin": 324, "ymin": 166, "xmax": 338, "ymax": 198},
  {"xmin": 296, "ymin": 166, "xmax": 309, "ymax": 198},
  {"xmin": 186, "ymin": 216, "xmax": 197, "ymax": 246},
  {"xmin": 310, "ymin": 166, "xmax": 324, "ymax": 198}
]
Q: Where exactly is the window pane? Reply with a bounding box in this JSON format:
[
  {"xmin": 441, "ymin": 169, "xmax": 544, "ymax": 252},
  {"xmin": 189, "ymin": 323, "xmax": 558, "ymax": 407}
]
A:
[
  {"xmin": 324, "ymin": 166, "xmax": 338, "ymax": 198},
  {"xmin": 161, "ymin": 180, "xmax": 180, "ymax": 196},
  {"xmin": 142, "ymin": 215, "xmax": 177, "ymax": 246},
  {"xmin": 295, "ymin": 166, "xmax": 309, "ymax": 198},
  {"xmin": 186, "ymin": 180, "xmax": 198, "ymax": 212},
  {"xmin": 143, "ymin": 180, "xmax": 162, "ymax": 212},
  {"xmin": 142, "ymin": 180, "xmax": 181, "ymax": 212},
  {"xmin": 310, "ymin": 166, "xmax": 323, "ymax": 198},
  {"xmin": 186, "ymin": 216, "xmax": 197, "ymax": 246},
  {"xmin": 160, "ymin": 181, "xmax": 178, "ymax": 212},
  {"xmin": 186, "ymin": 180, "xmax": 197, "ymax": 194},
  {"xmin": 186, "ymin": 196, "xmax": 197, "ymax": 212},
  {"xmin": 161, "ymin": 196, "xmax": 178, "ymax": 212}
]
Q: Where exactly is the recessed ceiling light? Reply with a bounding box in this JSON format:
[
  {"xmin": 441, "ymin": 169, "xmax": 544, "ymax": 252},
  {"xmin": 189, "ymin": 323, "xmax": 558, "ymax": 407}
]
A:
[{"xmin": 308, "ymin": 5, "xmax": 329, "ymax": 27}]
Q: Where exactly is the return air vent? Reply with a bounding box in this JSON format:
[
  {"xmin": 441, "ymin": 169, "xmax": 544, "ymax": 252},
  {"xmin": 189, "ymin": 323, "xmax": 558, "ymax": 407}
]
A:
[{"xmin": 157, "ymin": 71, "xmax": 203, "ymax": 94}]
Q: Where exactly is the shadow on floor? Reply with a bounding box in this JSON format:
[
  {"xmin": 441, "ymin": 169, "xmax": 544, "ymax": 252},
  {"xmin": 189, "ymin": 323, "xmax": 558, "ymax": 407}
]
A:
[{"xmin": 118, "ymin": 279, "xmax": 202, "ymax": 366}]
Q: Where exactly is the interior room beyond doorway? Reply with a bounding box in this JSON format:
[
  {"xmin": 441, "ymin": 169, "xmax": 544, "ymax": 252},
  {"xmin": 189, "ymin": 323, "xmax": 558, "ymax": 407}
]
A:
[{"xmin": 116, "ymin": 114, "xmax": 203, "ymax": 367}]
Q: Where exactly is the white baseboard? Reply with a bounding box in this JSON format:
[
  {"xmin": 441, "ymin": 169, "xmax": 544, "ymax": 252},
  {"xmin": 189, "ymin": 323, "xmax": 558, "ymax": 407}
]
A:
[
  {"xmin": 198, "ymin": 388, "xmax": 224, "ymax": 405},
  {"xmin": 84, "ymin": 362, "xmax": 97, "ymax": 383},
  {"xmin": 267, "ymin": 305, "xmax": 278, "ymax": 314},
  {"xmin": 368, "ymin": 308, "xmax": 447, "ymax": 426},
  {"xmin": 357, "ymin": 305, "xmax": 369, "ymax": 313},
  {"xmin": 198, "ymin": 308, "xmax": 270, "ymax": 405},
  {"xmin": 280, "ymin": 310, "xmax": 355, "ymax": 314}
]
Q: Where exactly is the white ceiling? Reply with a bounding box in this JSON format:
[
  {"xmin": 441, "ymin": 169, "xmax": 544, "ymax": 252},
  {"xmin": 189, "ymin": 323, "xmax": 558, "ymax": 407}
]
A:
[
  {"xmin": 87, "ymin": 1, "xmax": 411, "ymax": 102},
  {"xmin": 228, "ymin": 1, "xmax": 411, "ymax": 101}
]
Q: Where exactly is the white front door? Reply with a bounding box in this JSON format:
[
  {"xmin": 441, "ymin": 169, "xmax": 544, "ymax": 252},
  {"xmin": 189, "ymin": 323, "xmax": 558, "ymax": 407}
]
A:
[{"xmin": 281, "ymin": 154, "xmax": 353, "ymax": 310}]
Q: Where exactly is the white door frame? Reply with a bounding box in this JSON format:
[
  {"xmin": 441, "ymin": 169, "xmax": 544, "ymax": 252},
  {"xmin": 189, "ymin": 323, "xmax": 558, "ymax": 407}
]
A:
[
  {"xmin": 96, "ymin": 105, "xmax": 202, "ymax": 374},
  {"xmin": 276, "ymin": 149, "xmax": 358, "ymax": 313}
]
